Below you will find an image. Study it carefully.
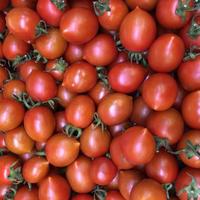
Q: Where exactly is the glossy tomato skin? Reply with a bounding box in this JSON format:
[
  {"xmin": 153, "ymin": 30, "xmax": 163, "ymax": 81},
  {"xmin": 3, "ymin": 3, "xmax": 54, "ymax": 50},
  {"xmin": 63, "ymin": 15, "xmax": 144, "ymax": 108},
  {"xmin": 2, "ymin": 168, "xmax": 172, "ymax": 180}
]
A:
[
  {"xmin": 83, "ymin": 33, "xmax": 117, "ymax": 66},
  {"xmin": 156, "ymin": 0, "xmax": 193, "ymax": 29},
  {"xmin": 24, "ymin": 106, "xmax": 55, "ymax": 142},
  {"xmin": 106, "ymin": 172, "xmax": 119, "ymax": 190},
  {"xmin": 55, "ymin": 111, "xmax": 67, "ymax": 132},
  {"xmin": 108, "ymin": 62, "xmax": 147, "ymax": 93},
  {"xmin": 130, "ymin": 179, "xmax": 167, "ymax": 200},
  {"xmin": 65, "ymin": 95, "xmax": 95, "ymax": 128},
  {"xmin": 120, "ymin": 126, "xmax": 156, "ymax": 165},
  {"xmin": 14, "ymin": 186, "xmax": 39, "ymax": 200},
  {"xmin": 22, "ymin": 156, "xmax": 49, "ymax": 183},
  {"xmin": 142, "ymin": 73, "xmax": 178, "ymax": 111},
  {"xmin": 182, "ymin": 90, "xmax": 200, "ymax": 129},
  {"xmin": 0, "ymin": 98, "xmax": 25, "ymax": 132},
  {"xmin": 106, "ymin": 191, "xmax": 125, "ymax": 200},
  {"xmin": 39, "ymin": 174, "xmax": 71, "ymax": 200},
  {"xmin": 0, "ymin": 12, "xmax": 5, "ymax": 33},
  {"xmin": 178, "ymin": 56, "xmax": 200, "ymax": 91},
  {"xmin": 125, "ymin": 0, "xmax": 158, "ymax": 10},
  {"xmin": 60, "ymin": 7, "xmax": 99, "ymax": 44},
  {"xmin": 0, "ymin": 67, "xmax": 8, "ymax": 88},
  {"xmin": 0, "ymin": 184, "xmax": 9, "ymax": 200},
  {"xmin": 109, "ymin": 52, "xmax": 128, "ymax": 68},
  {"xmin": 71, "ymin": 194, "xmax": 93, "ymax": 200},
  {"xmin": 35, "ymin": 28, "xmax": 67, "ymax": 60},
  {"xmin": 148, "ymin": 34, "xmax": 185, "ymax": 72},
  {"xmin": 119, "ymin": 7, "xmax": 156, "ymax": 51},
  {"xmin": 177, "ymin": 130, "xmax": 200, "ymax": 168},
  {"xmin": 66, "ymin": 156, "xmax": 95, "ymax": 193},
  {"xmin": 26, "ymin": 70, "xmax": 57, "ymax": 102},
  {"xmin": 97, "ymin": 0, "xmax": 128, "ymax": 31},
  {"xmin": 97, "ymin": 93, "xmax": 133, "ymax": 126},
  {"xmin": 69, "ymin": 0, "xmax": 93, "ymax": 9},
  {"xmin": 37, "ymin": 0, "xmax": 67, "ymax": 27},
  {"xmin": 146, "ymin": 108, "xmax": 184, "ymax": 145},
  {"xmin": 62, "ymin": 61, "xmax": 97, "ymax": 93}
]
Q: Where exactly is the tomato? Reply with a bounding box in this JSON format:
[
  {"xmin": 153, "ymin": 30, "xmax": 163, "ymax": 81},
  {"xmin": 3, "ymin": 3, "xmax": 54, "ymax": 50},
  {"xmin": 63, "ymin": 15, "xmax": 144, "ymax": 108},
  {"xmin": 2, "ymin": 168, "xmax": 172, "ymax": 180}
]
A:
[
  {"xmin": 26, "ymin": 70, "xmax": 57, "ymax": 102},
  {"xmin": 0, "ymin": 155, "xmax": 18, "ymax": 186},
  {"xmin": 146, "ymin": 108, "xmax": 184, "ymax": 144},
  {"xmin": 0, "ymin": 12, "xmax": 6, "ymax": 33},
  {"xmin": 66, "ymin": 155, "xmax": 95, "ymax": 193},
  {"xmin": 177, "ymin": 130, "xmax": 200, "ymax": 168},
  {"xmin": 182, "ymin": 90, "xmax": 200, "ymax": 129},
  {"xmin": 0, "ymin": 0, "xmax": 9, "ymax": 11},
  {"xmin": 0, "ymin": 184, "xmax": 9, "ymax": 200},
  {"xmin": 64, "ymin": 43, "xmax": 83, "ymax": 64},
  {"xmin": 24, "ymin": 106, "xmax": 55, "ymax": 142},
  {"xmin": 106, "ymin": 172, "xmax": 119, "ymax": 190},
  {"xmin": 108, "ymin": 62, "xmax": 147, "ymax": 93},
  {"xmin": 106, "ymin": 191, "xmax": 125, "ymax": 200},
  {"xmin": 97, "ymin": 93, "xmax": 133, "ymax": 126},
  {"xmin": 0, "ymin": 67, "xmax": 8, "ymax": 88},
  {"xmin": 11, "ymin": 0, "xmax": 37, "ymax": 8},
  {"xmin": 119, "ymin": 7, "xmax": 156, "ymax": 51},
  {"xmin": 148, "ymin": 34, "xmax": 185, "ymax": 72},
  {"xmin": 178, "ymin": 56, "xmax": 200, "ymax": 91},
  {"xmin": 55, "ymin": 111, "xmax": 67, "ymax": 132},
  {"xmin": 97, "ymin": 0, "xmax": 128, "ymax": 31},
  {"xmin": 0, "ymin": 98, "xmax": 25, "ymax": 132},
  {"xmin": 69, "ymin": 0, "xmax": 93, "ymax": 9},
  {"xmin": 62, "ymin": 61, "xmax": 97, "ymax": 93},
  {"xmin": 83, "ymin": 33, "xmax": 117, "ymax": 66},
  {"xmin": 65, "ymin": 95, "xmax": 95, "ymax": 128},
  {"xmin": 2, "ymin": 33, "xmax": 30, "ymax": 60},
  {"xmin": 72, "ymin": 194, "xmax": 93, "ymax": 200},
  {"xmin": 118, "ymin": 170, "xmax": 143, "ymax": 199},
  {"xmin": 14, "ymin": 186, "xmax": 39, "ymax": 200},
  {"xmin": 6, "ymin": 7, "xmax": 41, "ymax": 43},
  {"xmin": 39, "ymin": 174, "xmax": 71, "ymax": 200},
  {"xmin": 60, "ymin": 7, "xmax": 99, "ymax": 44},
  {"xmin": 142, "ymin": 73, "xmax": 178, "ymax": 111},
  {"xmin": 35, "ymin": 28, "xmax": 67, "ymax": 60},
  {"xmin": 45, "ymin": 133, "xmax": 80, "ymax": 167},
  {"xmin": 156, "ymin": 0, "xmax": 193, "ymax": 29},
  {"xmin": 130, "ymin": 179, "xmax": 167, "ymax": 200},
  {"xmin": 109, "ymin": 52, "xmax": 128, "ymax": 68},
  {"xmin": 90, "ymin": 157, "xmax": 117, "ymax": 185},
  {"xmin": 0, "ymin": 132, "xmax": 6, "ymax": 148},
  {"xmin": 18, "ymin": 60, "xmax": 43, "ymax": 82},
  {"xmin": 125, "ymin": 0, "xmax": 158, "ymax": 10},
  {"xmin": 173, "ymin": 84, "xmax": 187, "ymax": 110},
  {"xmin": 35, "ymin": 141, "xmax": 46, "ymax": 151},
  {"xmin": 3, "ymin": 79, "xmax": 26, "ymax": 99},
  {"xmin": 175, "ymin": 167, "xmax": 200, "ymax": 200},
  {"xmin": 37, "ymin": 0, "xmax": 67, "ymax": 27}
]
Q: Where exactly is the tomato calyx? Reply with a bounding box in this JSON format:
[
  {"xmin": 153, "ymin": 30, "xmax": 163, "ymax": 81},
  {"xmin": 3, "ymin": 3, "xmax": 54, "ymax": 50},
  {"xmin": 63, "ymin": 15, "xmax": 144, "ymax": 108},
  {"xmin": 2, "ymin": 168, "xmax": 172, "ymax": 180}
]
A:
[
  {"xmin": 154, "ymin": 136, "xmax": 172, "ymax": 152},
  {"xmin": 188, "ymin": 15, "xmax": 200, "ymax": 39},
  {"xmin": 93, "ymin": 112, "xmax": 107, "ymax": 132},
  {"xmin": 92, "ymin": 185, "xmax": 107, "ymax": 200},
  {"xmin": 46, "ymin": 57, "xmax": 68, "ymax": 73},
  {"xmin": 63, "ymin": 124, "xmax": 82, "ymax": 139},
  {"xmin": 30, "ymin": 50, "xmax": 48, "ymax": 64},
  {"xmin": 93, "ymin": 0, "xmax": 111, "ymax": 16},
  {"xmin": 34, "ymin": 150, "xmax": 46, "ymax": 157},
  {"xmin": 0, "ymin": 28, "xmax": 7, "ymax": 41},
  {"xmin": 96, "ymin": 66, "xmax": 110, "ymax": 88},
  {"xmin": 4, "ymin": 184, "xmax": 18, "ymax": 200},
  {"xmin": 50, "ymin": 0, "xmax": 67, "ymax": 11},
  {"xmin": 12, "ymin": 54, "xmax": 32, "ymax": 68},
  {"xmin": 128, "ymin": 51, "xmax": 148, "ymax": 67},
  {"xmin": 183, "ymin": 46, "xmax": 200, "ymax": 61},
  {"xmin": 0, "ymin": 148, "xmax": 8, "ymax": 156},
  {"xmin": 35, "ymin": 20, "xmax": 48, "ymax": 38},
  {"xmin": 163, "ymin": 183, "xmax": 174, "ymax": 200}
]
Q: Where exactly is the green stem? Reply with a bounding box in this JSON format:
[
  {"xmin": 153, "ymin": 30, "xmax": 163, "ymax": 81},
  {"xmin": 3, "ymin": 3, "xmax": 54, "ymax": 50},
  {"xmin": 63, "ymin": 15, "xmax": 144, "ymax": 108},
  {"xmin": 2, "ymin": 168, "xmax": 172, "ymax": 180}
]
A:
[
  {"xmin": 63, "ymin": 124, "xmax": 82, "ymax": 139},
  {"xmin": 96, "ymin": 66, "xmax": 110, "ymax": 88},
  {"xmin": 93, "ymin": 0, "xmax": 111, "ymax": 16},
  {"xmin": 93, "ymin": 112, "xmax": 107, "ymax": 132},
  {"xmin": 188, "ymin": 15, "xmax": 200, "ymax": 39},
  {"xmin": 154, "ymin": 136, "xmax": 172, "ymax": 152},
  {"xmin": 30, "ymin": 50, "xmax": 48, "ymax": 64},
  {"xmin": 35, "ymin": 20, "xmax": 48, "ymax": 38},
  {"xmin": 50, "ymin": 0, "xmax": 66, "ymax": 11},
  {"xmin": 128, "ymin": 51, "xmax": 148, "ymax": 67}
]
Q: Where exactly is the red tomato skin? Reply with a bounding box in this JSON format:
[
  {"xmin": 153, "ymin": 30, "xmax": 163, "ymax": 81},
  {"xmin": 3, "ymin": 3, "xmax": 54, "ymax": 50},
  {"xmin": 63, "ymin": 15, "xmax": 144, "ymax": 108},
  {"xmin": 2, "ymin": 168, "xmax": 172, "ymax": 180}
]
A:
[
  {"xmin": 0, "ymin": 12, "xmax": 5, "ymax": 33},
  {"xmin": 106, "ymin": 191, "xmax": 125, "ymax": 200},
  {"xmin": 0, "ymin": 67, "xmax": 8, "ymax": 88},
  {"xmin": 148, "ymin": 34, "xmax": 185, "ymax": 72},
  {"xmin": 0, "ymin": 184, "xmax": 9, "ymax": 200},
  {"xmin": 11, "ymin": 0, "xmax": 37, "ymax": 8},
  {"xmin": 72, "ymin": 194, "xmax": 93, "ymax": 200},
  {"xmin": 14, "ymin": 186, "xmax": 39, "ymax": 200},
  {"xmin": 0, "ymin": 0, "xmax": 9, "ymax": 10},
  {"xmin": 125, "ymin": 0, "xmax": 158, "ymax": 11},
  {"xmin": 69, "ymin": 0, "xmax": 93, "ymax": 9},
  {"xmin": 119, "ymin": 7, "xmax": 157, "ymax": 51},
  {"xmin": 55, "ymin": 111, "xmax": 67, "ymax": 132},
  {"xmin": 60, "ymin": 7, "xmax": 99, "ymax": 44}
]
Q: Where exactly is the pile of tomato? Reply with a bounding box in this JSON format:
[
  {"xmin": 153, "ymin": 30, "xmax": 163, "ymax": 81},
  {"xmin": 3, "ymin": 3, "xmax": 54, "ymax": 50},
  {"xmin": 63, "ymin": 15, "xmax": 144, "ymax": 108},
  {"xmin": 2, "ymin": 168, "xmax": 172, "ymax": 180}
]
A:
[{"xmin": 0, "ymin": 0, "xmax": 200, "ymax": 199}]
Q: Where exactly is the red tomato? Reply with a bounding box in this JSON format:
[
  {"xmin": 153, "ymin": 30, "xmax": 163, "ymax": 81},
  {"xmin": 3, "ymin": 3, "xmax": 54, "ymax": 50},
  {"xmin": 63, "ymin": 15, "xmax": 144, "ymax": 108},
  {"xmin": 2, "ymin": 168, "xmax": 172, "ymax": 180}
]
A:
[
  {"xmin": 142, "ymin": 73, "xmax": 178, "ymax": 111},
  {"xmin": 125, "ymin": 0, "xmax": 158, "ymax": 10},
  {"xmin": 107, "ymin": 172, "xmax": 119, "ymax": 190},
  {"xmin": 14, "ymin": 186, "xmax": 39, "ymax": 200},
  {"xmin": 106, "ymin": 191, "xmax": 125, "ymax": 200},
  {"xmin": 182, "ymin": 90, "xmax": 200, "ymax": 129},
  {"xmin": 0, "ymin": 12, "xmax": 5, "ymax": 33},
  {"xmin": 119, "ymin": 7, "xmax": 156, "ymax": 51},
  {"xmin": 55, "ymin": 111, "xmax": 67, "ymax": 132},
  {"xmin": 0, "ymin": 184, "xmax": 9, "ymax": 200},
  {"xmin": 60, "ymin": 7, "xmax": 99, "ymax": 44},
  {"xmin": 39, "ymin": 175, "xmax": 71, "ymax": 200},
  {"xmin": 72, "ymin": 194, "xmax": 93, "ymax": 200},
  {"xmin": 148, "ymin": 34, "xmax": 185, "ymax": 72},
  {"xmin": 108, "ymin": 62, "xmax": 147, "ymax": 93},
  {"xmin": 24, "ymin": 106, "xmax": 55, "ymax": 142},
  {"xmin": 83, "ymin": 33, "xmax": 117, "ymax": 66},
  {"xmin": 0, "ymin": 0, "xmax": 9, "ymax": 10},
  {"xmin": 69, "ymin": 0, "xmax": 93, "ymax": 9},
  {"xmin": 109, "ymin": 52, "xmax": 128, "ymax": 68},
  {"xmin": 11, "ymin": 0, "xmax": 37, "ymax": 8},
  {"xmin": 120, "ymin": 126, "xmax": 156, "ymax": 165},
  {"xmin": 0, "ymin": 67, "xmax": 8, "ymax": 88},
  {"xmin": 0, "ymin": 132, "xmax": 6, "ymax": 148}
]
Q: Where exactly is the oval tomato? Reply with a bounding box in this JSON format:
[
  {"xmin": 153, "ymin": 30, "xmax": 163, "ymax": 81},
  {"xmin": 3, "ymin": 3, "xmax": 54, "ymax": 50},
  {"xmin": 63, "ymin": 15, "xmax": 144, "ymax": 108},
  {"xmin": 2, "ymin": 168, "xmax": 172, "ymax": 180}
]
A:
[
  {"xmin": 14, "ymin": 186, "xmax": 39, "ymax": 200},
  {"xmin": 55, "ymin": 111, "xmax": 67, "ymax": 132},
  {"xmin": 11, "ymin": 0, "xmax": 37, "ymax": 8},
  {"xmin": 106, "ymin": 190, "xmax": 125, "ymax": 200}
]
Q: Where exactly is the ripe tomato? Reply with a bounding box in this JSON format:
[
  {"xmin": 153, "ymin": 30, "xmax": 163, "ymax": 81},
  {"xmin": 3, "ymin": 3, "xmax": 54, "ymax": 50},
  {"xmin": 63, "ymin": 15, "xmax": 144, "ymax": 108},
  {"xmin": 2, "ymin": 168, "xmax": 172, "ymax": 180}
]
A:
[
  {"xmin": 0, "ymin": 132, "xmax": 6, "ymax": 148},
  {"xmin": 60, "ymin": 7, "xmax": 99, "ymax": 44},
  {"xmin": 83, "ymin": 33, "xmax": 117, "ymax": 66},
  {"xmin": 0, "ymin": 98, "xmax": 25, "ymax": 132},
  {"xmin": 69, "ymin": 0, "xmax": 93, "ymax": 9},
  {"xmin": 106, "ymin": 191, "xmax": 125, "ymax": 200},
  {"xmin": 24, "ymin": 106, "xmax": 55, "ymax": 142},
  {"xmin": 125, "ymin": 0, "xmax": 158, "ymax": 10},
  {"xmin": 0, "ymin": 12, "xmax": 5, "ymax": 33},
  {"xmin": 177, "ymin": 130, "xmax": 200, "ymax": 168},
  {"xmin": 55, "ymin": 111, "xmax": 67, "ymax": 132},
  {"xmin": 0, "ymin": 0, "xmax": 9, "ymax": 10},
  {"xmin": 130, "ymin": 179, "xmax": 167, "ymax": 200},
  {"xmin": 0, "ymin": 67, "xmax": 8, "ymax": 88},
  {"xmin": 0, "ymin": 184, "xmax": 9, "ymax": 200},
  {"xmin": 108, "ymin": 62, "xmax": 147, "ymax": 93},
  {"xmin": 26, "ymin": 70, "xmax": 57, "ymax": 102},
  {"xmin": 119, "ymin": 7, "xmax": 156, "ymax": 51},
  {"xmin": 109, "ymin": 52, "xmax": 128, "ymax": 68},
  {"xmin": 39, "ymin": 174, "xmax": 71, "ymax": 200},
  {"xmin": 178, "ymin": 56, "xmax": 200, "ymax": 91},
  {"xmin": 146, "ymin": 108, "xmax": 184, "ymax": 144},
  {"xmin": 106, "ymin": 172, "xmax": 119, "ymax": 190},
  {"xmin": 148, "ymin": 34, "xmax": 185, "ymax": 72},
  {"xmin": 97, "ymin": 0, "xmax": 128, "ymax": 31},
  {"xmin": 45, "ymin": 133, "xmax": 80, "ymax": 167},
  {"xmin": 11, "ymin": 0, "xmax": 37, "ymax": 8},
  {"xmin": 66, "ymin": 156, "xmax": 95, "ymax": 193},
  {"xmin": 97, "ymin": 93, "xmax": 133, "ymax": 126},
  {"xmin": 182, "ymin": 90, "xmax": 200, "ymax": 129},
  {"xmin": 14, "ymin": 186, "xmax": 39, "ymax": 200},
  {"xmin": 62, "ymin": 61, "xmax": 97, "ymax": 93},
  {"xmin": 120, "ymin": 126, "xmax": 156, "ymax": 165},
  {"xmin": 142, "ymin": 73, "xmax": 178, "ymax": 111},
  {"xmin": 65, "ymin": 95, "xmax": 95, "ymax": 128},
  {"xmin": 35, "ymin": 28, "xmax": 67, "ymax": 60},
  {"xmin": 72, "ymin": 194, "xmax": 93, "ymax": 200},
  {"xmin": 5, "ymin": 126, "xmax": 34, "ymax": 155}
]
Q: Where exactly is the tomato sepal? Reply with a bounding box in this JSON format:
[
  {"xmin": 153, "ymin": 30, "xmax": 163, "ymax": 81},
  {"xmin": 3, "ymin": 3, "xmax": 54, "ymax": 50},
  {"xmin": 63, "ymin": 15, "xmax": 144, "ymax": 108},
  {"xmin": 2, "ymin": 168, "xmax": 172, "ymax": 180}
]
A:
[
  {"xmin": 128, "ymin": 51, "xmax": 148, "ymax": 67},
  {"xmin": 188, "ymin": 15, "xmax": 200, "ymax": 39},
  {"xmin": 63, "ymin": 124, "xmax": 82, "ymax": 139},
  {"xmin": 50, "ymin": 0, "xmax": 66, "ymax": 11},
  {"xmin": 93, "ymin": 0, "xmax": 111, "ymax": 16},
  {"xmin": 35, "ymin": 20, "xmax": 48, "ymax": 38},
  {"xmin": 46, "ymin": 57, "xmax": 68, "ymax": 73}
]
